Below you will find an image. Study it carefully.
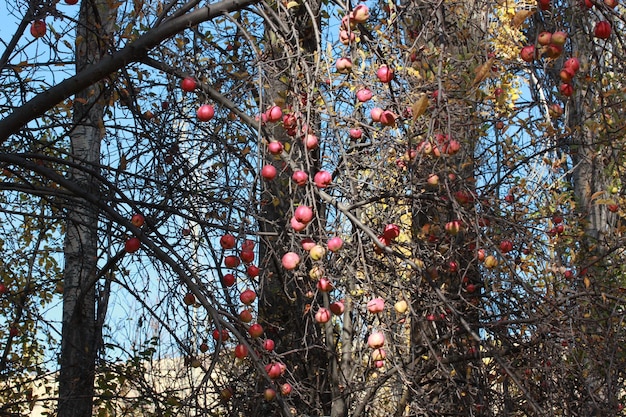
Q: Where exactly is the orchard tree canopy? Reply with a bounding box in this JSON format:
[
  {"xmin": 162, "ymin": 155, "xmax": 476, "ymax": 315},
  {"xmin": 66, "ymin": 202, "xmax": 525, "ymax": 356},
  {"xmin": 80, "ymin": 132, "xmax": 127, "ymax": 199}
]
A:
[{"xmin": 1, "ymin": 0, "xmax": 626, "ymax": 416}]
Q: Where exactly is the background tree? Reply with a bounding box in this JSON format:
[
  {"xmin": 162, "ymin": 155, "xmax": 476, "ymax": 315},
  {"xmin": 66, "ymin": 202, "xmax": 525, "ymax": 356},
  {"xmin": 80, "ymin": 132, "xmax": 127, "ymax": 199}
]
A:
[{"xmin": 0, "ymin": 0, "xmax": 625, "ymax": 416}]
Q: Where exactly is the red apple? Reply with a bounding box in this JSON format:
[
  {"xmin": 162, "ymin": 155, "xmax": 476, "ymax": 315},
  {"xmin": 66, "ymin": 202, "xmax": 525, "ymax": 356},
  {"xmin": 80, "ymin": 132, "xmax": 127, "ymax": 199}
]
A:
[
  {"xmin": 520, "ymin": 45, "xmax": 535, "ymax": 63},
  {"xmin": 220, "ymin": 234, "xmax": 236, "ymax": 249},
  {"xmin": 356, "ymin": 88, "xmax": 373, "ymax": 102},
  {"xmin": 380, "ymin": 110, "xmax": 396, "ymax": 127},
  {"xmin": 267, "ymin": 141, "xmax": 284, "ymax": 155},
  {"xmin": 551, "ymin": 31, "xmax": 568, "ymax": 46},
  {"xmin": 604, "ymin": 0, "xmax": 618, "ymax": 8},
  {"xmin": 327, "ymin": 237, "xmax": 343, "ymax": 252},
  {"xmin": 537, "ymin": 31, "xmax": 552, "ymax": 46},
  {"xmin": 538, "ymin": 0, "xmax": 551, "ymax": 9},
  {"xmin": 246, "ymin": 264, "xmax": 260, "ymax": 278},
  {"xmin": 349, "ymin": 128, "xmax": 363, "ymax": 139},
  {"xmin": 370, "ymin": 107, "xmax": 383, "ymax": 122},
  {"xmin": 559, "ymin": 68, "xmax": 575, "ymax": 83},
  {"xmin": 261, "ymin": 164, "xmax": 277, "ymax": 181},
  {"xmin": 181, "ymin": 77, "xmax": 197, "ymax": 92},
  {"xmin": 315, "ymin": 307, "xmax": 331, "ymax": 323},
  {"xmin": 131, "ymin": 214, "xmax": 145, "ymax": 227},
  {"xmin": 263, "ymin": 339, "xmax": 275, "ymax": 351},
  {"xmin": 199, "ymin": 342, "xmax": 209, "ymax": 353},
  {"xmin": 212, "ymin": 329, "xmax": 229, "ymax": 341},
  {"xmin": 124, "ymin": 237, "xmax": 141, "ymax": 253},
  {"xmin": 563, "ymin": 57, "xmax": 580, "ymax": 73},
  {"xmin": 499, "ymin": 240, "xmax": 513, "ymax": 253},
  {"xmin": 303, "ymin": 134, "xmax": 319, "ymax": 150},
  {"xmin": 197, "ymin": 104, "xmax": 215, "ymax": 122},
  {"xmin": 240, "ymin": 250, "xmax": 254, "ymax": 264},
  {"xmin": 222, "ymin": 273, "xmax": 236, "ymax": 287},
  {"xmin": 30, "ymin": 20, "xmax": 46, "ymax": 38},
  {"xmin": 265, "ymin": 362, "xmax": 284, "ymax": 379},
  {"xmin": 239, "ymin": 309, "xmax": 253, "ymax": 323},
  {"xmin": 367, "ymin": 297, "xmax": 385, "ymax": 313},
  {"xmin": 376, "ymin": 65, "xmax": 394, "ymax": 83},
  {"xmin": 294, "ymin": 205, "xmax": 314, "ymax": 223},
  {"xmin": 292, "ymin": 170, "xmax": 308, "ymax": 186},
  {"xmin": 559, "ymin": 83, "xmax": 574, "ymax": 97},
  {"xmin": 594, "ymin": 21, "xmax": 611, "ymax": 39},
  {"xmin": 183, "ymin": 292, "xmax": 196, "ymax": 306},
  {"xmin": 314, "ymin": 171, "xmax": 332, "ymax": 188},
  {"xmin": 290, "ymin": 216, "xmax": 307, "ymax": 232},
  {"xmin": 351, "ymin": 3, "xmax": 370, "ymax": 23},
  {"xmin": 248, "ymin": 323, "xmax": 264, "ymax": 338},
  {"xmin": 367, "ymin": 331, "xmax": 385, "ymax": 348},
  {"xmin": 9, "ymin": 326, "xmax": 18, "ymax": 337},
  {"xmin": 224, "ymin": 255, "xmax": 240, "ymax": 268},
  {"xmin": 240, "ymin": 289, "xmax": 256, "ymax": 305},
  {"xmin": 335, "ymin": 57, "xmax": 353, "ymax": 73},
  {"xmin": 317, "ymin": 277, "xmax": 333, "ymax": 292},
  {"xmin": 339, "ymin": 29, "xmax": 356, "ymax": 45},
  {"xmin": 281, "ymin": 252, "xmax": 301, "ymax": 270},
  {"xmin": 64, "ymin": 0, "xmax": 79, "ymax": 4},
  {"xmin": 234, "ymin": 344, "xmax": 248, "ymax": 359},
  {"xmin": 301, "ymin": 238, "xmax": 316, "ymax": 251},
  {"xmin": 0, "ymin": 283, "xmax": 7, "ymax": 295},
  {"xmin": 266, "ymin": 105, "xmax": 283, "ymax": 122},
  {"xmin": 371, "ymin": 348, "xmax": 386, "ymax": 361},
  {"xmin": 330, "ymin": 301, "xmax": 345, "ymax": 315},
  {"xmin": 445, "ymin": 220, "xmax": 462, "ymax": 235},
  {"xmin": 280, "ymin": 383, "xmax": 292, "ymax": 396},
  {"xmin": 383, "ymin": 223, "xmax": 400, "ymax": 240}
]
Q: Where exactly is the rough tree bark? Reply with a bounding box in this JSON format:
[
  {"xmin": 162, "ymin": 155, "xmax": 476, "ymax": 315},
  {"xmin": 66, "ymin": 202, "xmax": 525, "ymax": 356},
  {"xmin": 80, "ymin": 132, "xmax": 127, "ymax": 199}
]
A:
[{"xmin": 57, "ymin": 1, "xmax": 116, "ymax": 416}]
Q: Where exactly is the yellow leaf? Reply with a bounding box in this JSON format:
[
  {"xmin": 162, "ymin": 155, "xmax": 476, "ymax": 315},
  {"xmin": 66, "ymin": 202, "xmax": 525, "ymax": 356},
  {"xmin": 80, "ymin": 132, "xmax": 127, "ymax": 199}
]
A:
[
  {"xmin": 512, "ymin": 9, "xmax": 534, "ymax": 28},
  {"xmin": 473, "ymin": 58, "xmax": 494, "ymax": 86},
  {"xmin": 411, "ymin": 94, "xmax": 429, "ymax": 120},
  {"xmin": 286, "ymin": 1, "xmax": 299, "ymax": 8},
  {"xmin": 590, "ymin": 191, "xmax": 605, "ymax": 202},
  {"xmin": 584, "ymin": 276, "xmax": 591, "ymax": 289}
]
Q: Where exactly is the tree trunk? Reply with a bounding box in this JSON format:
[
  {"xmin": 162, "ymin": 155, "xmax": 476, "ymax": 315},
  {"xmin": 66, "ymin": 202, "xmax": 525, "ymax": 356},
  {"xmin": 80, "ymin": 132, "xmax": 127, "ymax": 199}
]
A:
[{"xmin": 58, "ymin": 1, "xmax": 116, "ymax": 416}]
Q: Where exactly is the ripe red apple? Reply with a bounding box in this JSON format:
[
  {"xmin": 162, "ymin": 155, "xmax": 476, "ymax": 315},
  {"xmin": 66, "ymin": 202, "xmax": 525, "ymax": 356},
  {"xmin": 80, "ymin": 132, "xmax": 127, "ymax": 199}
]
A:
[
  {"xmin": 367, "ymin": 331, "xmax": 385, "ymax": 348},
  {"xmin": 383, "ymin": 223, "xmax": 400, "ymax": 240},
  {"xmin": 594, "ymin": 21, "xmax": 611, "ymax": 39},
  {"xmin": 327, "ymin": 237, "xmax": 343, "ymax": 252},
  {"xmin": 183, "ymin": 292, "xmax": 196, "ymax": 306},
  {"xmin": 340, "ymin": 29, "xmax": 356, "ymax": 45},
  {"xmin": 261, "ymin": 164, "xmax": 277, "ymax": 181},
  {"xmin": 336, "ymin": 57, "xmax": 353, "ymax": 73},
  {"xmin": 367, "ymin": 297, "xmax": 385, "ymax": 314},
  {"xmin": 0, "ymin": 283, "xmax": 7, "ymax": 295},
  {"xmin": 267, "ymin": 141, "xmax": 284, "ymax": 155},
  {"xmin": 292, "ymin": 170, "xmax": 308, "ymax": 186},
  {"xmin": 9, "ymin": 326, "xmax": 18, "ymax": 337},
  {"xmin": 239, "ymin": 309, "xmax": 253, "ymax": 323},
  {"xmin": 181, "ymin": 77, "xmax": 197, "ymax": 92},
  {"xmin": 537, "ymin": 31, "xmax": 552, "ymax": 46},
  {"xmin": 559, "ymin": 68, "xmax": 575, "ymax": 83},
  {"xmin": 608, "ymin": 203, "xmax": 619, "ymax": 212},
  {"xmin": 224, "ymin": 255, "xmax": 240, "ymax": 268},
  {"xmin": 559, "ymin": 83, "xmax": 574, "ymax": 97},
  {"xmin": 356, "ymin": 88, "xmax": 373, "ymax": 102},
  {"xmin": 266, "ymin": 105, "xmax": 283, "ymax": 122},
  {"xmin": 303, "ymin": 134, "xmax": 319, "ymax": 150},
  {"xmin": 197, "ymin": 104, "xmax": 215, "ymax": 122},
  {"xmin": 131, "ymin": 214, "xmax": 145, "ymax": 227},
  {"xmin": 314, "ymin": 170, "xmax": 332, "ymax": 188},
  {"xmin": 222, "ymin": 273, "xmax": 236, "ymax": 287},
  {"xmin": 301, "ymin": 238, "xmax": 316, "ymax": 251},
  {"xmin": 317, "ymin": 277, "xmax": 333, "ymax": 292},
  {"xmin": 329, "ymin": 301, "xmax": 345, "ymax": 315},
  {"xmin": 294, "ymin": 205, "xmax": 314, "ymax": 223},
  {"xmin": 499, "ymin": 240, "xmax": 513, "ymax": 253},
  {"xmin": 220, "ymin": 234, "xmax": 236, "ymax": 249},
  {"xmin": 240, "ymin": 250, "xmax": 254, "ymax": 264},
  {"xmin": 124, "ymin": 237, "xmax": 141, "ymax": 253},
  {"xmin": 564, "ymin": 57, "xmax": 580, "ymax": 73},
  {"xmin": 290, "ymin": 216, "xmax": 307, "ymax": 231},
  {"xmin": 604, "ymin": 0, "xmax": 618, "ymax": 8},
  {"xmin": 248, "ymin": 323, "xmax": 264, "ymax": 338},
  {"xmin": 351, "ymin": 3, "xmax": 370, "ymax": 23},
  {"xmin": 519, "ymin": 45, "xmax": 535, "ymax": 63},
  {"xmin": 281, "ymin": 252, "xmax": 301, "ymax": 270},
  {"xmin": 349, "ymin": 128, "xmax": 363, "ymax": 139},
  {"xmin": 199, "ymin": 342, "xmax": 209, "ymax": 353},
  {"xmin": 240, "ymin": 289, "xmax": 256, "ymax": 305},
  {"xmin": 315, "ymin": 307, "xmax": 331, "ymax": 323},
  {"xmin": 265, "ymin": 362, "xmax": 284, "ymax": 379},
  {"xmin": 30, "ymin": 20, "xmax": 46, "ymax": 38},
  {"xmin": 246, "ymin": 264, "xmax": 260, "ymax": 278},
  {"xmin": 263, "ymin": 339, "xmax": 275, "ymax": 351},
  {"xmin": 376, "ymin": 65, "xmax": 394, "ymax": 83},
  {"xmin": 283, "ymin": 113, "xmax": 297, "ymax": 129},
  {"xmin": 380, "ymin": 110, "xmax": 397, "ymax": 127},
  {"xmin": 64, "ymin": 0, "xmax": 79, "ymax": 4},
  {"xmin": 234, "ymin": 344, "xmax": 248, "ymax": 359},
  {"xmin": 538, "ymin": 0, "xmax": 551, "ymax": 10},
  {"xmin": 212, "ymin": 329, "xmax": 229, "ymax": 341},
  {"xmin": 370, "ymin": 107, "xmax": 383, "ymax": 122},
  {"xmin": 280, "ymin": 383, "xmax": 292, "ymax": 396}
]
